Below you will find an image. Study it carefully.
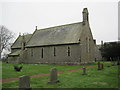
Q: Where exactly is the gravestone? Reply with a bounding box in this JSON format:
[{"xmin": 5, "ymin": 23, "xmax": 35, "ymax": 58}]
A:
[
  {"xmin": 101, "ymin": 64, "xmax": 104, "ymax": 70},
  {"xmin": 19, "ymin": 75, "xmax": 30, "ymax": 89},
  {"xmin": 98, "ymin": 62, "xmax": 101, "ymax": 70},
  {"xmin": 82, "ymin": 67, "xmax": 87, "ymax": 75},
  {"xmin": 48, "ymin": 68, "xmax": 59, "ymax": 84}
]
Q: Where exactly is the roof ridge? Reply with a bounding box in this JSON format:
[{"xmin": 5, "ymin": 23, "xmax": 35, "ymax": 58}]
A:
[{"xmin": 37, "ymin": 22, "xmax": 82, "ymax": 31}]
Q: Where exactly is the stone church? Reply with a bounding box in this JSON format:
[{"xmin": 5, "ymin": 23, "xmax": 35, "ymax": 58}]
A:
[{"xmin": 8, "ymin": 8, "xmax": 101, "ymax": 64}]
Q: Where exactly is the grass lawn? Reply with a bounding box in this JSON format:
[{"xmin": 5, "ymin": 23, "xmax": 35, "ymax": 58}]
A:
[
  {"xmin": 2, "ymin": 61, "xmax": 119, "ymax": 88},
  {"xmin": 2, "ymin": 62, "xmax": 95, "ymax": 79}
]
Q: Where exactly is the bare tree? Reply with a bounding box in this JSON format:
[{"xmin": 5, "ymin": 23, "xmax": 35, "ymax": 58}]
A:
[{"xmin": 0, "ymin": 25, "xmax": 14, "ymax": 60}]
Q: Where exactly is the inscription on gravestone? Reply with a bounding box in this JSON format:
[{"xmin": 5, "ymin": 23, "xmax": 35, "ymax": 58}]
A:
[
  {"xmin": 48, "ymin": 68, "xmax": 59, "ymax": 84},
  {"xmin": 19, "ymin": 75, "xmax": 30, "ymax": 89}
]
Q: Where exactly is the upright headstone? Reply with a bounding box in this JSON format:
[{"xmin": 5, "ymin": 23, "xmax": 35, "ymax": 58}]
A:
[
  {"xmin": 19, "ymin": 75, "xmax": 30, "ymax": 89},
  {"xmin": 101, "ymin": 64, "xmax": 104, "ymax": 70},
  {"xmin": 98, "ymin": 62, "xmax": 101, "ymax": 70},
  {"xmin": 82, "ymin": 67, "xmax": 87, "ymax": 75},
  {"xmin": 48, "ymin": 68, "xmax": 59, "ymax": 84}
]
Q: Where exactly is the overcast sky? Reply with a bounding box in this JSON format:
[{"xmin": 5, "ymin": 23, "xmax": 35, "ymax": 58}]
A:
[{"xmin": 0, "ymin": 0, "xmax": 119, "ymax": 44}]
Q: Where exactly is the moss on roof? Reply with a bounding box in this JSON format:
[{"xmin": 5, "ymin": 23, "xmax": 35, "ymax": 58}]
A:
[{"xmin": 26, "ymin": 22, "xmax": 83, "ymax": 47}]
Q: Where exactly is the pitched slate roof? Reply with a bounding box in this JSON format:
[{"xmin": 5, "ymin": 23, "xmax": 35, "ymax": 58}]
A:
[
  {"xmin": 12, "ymin": 34, "xmax": 32, "ymax": 49},
  {"xmin": 26, "ymin": 22, "xmax": 83, "ymax": 47}
]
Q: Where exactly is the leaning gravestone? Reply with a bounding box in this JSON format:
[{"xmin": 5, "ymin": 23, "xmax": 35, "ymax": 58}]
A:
[
  {"xmin": 98, "ymin": 62, "xmax": 101, "ymax": 70},
  {"xmin": 19, "ymin": 75, "xmax": 31, "ymax": 89},
  {"xmin": 48, "ymin": 68, "xmax": 59, "ymax": 84},
  {"xmin": 82, "ymin": 67, "xmax": 87, "ymax": 75}
]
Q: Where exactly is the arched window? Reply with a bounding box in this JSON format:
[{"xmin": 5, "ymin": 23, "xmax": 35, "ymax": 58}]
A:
[
  {"xmin": 86, "ymin": 37, "xmax": 90, "ymax": 53},
  {"xmin": 67, "ymin": 47, "xmax": 70, "ymax": 56},
  {"xmin": 89, "ymin": 38, "xmax": 90, "ymax": 52},
  {"xmin": 88, "ymin": 37, "xmax": 90, "ymax": 53},
  {"xmin": 54, "ymin": 47, "xmax": 56, "ymax": 56},
  {"xmin": 41, "ymin": 48, "xmax": 44, "ymax": 58},
  {"xmin": 86, "ymin": 37, "xmax": 88, "ymax": 53}
]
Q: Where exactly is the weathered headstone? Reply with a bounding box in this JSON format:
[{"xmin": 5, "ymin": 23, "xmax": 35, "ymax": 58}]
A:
[
  {"xmin": 98, "ymin": 62, "xmax": 101, "ymax": 70},
  {"xmin": 82, "ymin": 67, "xmax": 87, "ymax": 75},
  {"xmin": 101, "ymin": 64, "xmax": 104, "ymax": 70},
  {"xmin": 48, "ymin": 68, "xmax": 59, "ymax": 84},
  {"xmin": 19, "ymin": 75, "xmax": 30, "ymax": 89}
]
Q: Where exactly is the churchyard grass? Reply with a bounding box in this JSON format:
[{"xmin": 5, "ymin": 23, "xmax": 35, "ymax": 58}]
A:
[
  {"xmin": 2, "ymin": 62, "xmax": 119, "ymax": 88},
  {"xmin": 2, "ymin": 62, "xmax": 95, "ymax": 79}
]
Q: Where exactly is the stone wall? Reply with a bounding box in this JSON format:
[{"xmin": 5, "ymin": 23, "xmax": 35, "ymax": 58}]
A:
[
  {"xmin": 80, "ymin": 22, "xmax": 95, "ymax": 64},
  {"xmin": 19, "ymin": 22, "xmax": 95, "ymax": 65},
  {"xmin": 21, "ymin": 44, "xmax": 82, "ymax": 64},
  {"xmin": 8, "ymin": 56, "xmax": 20, "ymax": 64},
  {"xmin": 7, "ymin": 48, "xmax": 21, "ymax": 63},
  {"xmin": 95, "ymin": 45, "xmax": 102, "ymax": 61},
  {"xmin": 21, "ymin": 43, "xmax": 95, "ymax": 65}
]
